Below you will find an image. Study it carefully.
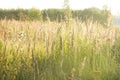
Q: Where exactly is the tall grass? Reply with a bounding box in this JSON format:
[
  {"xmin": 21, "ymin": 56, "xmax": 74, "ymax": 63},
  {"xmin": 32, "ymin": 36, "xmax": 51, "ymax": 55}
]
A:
[{"xmin": 0, "ymin": 19, "xmax": 120, "ymax": 80}]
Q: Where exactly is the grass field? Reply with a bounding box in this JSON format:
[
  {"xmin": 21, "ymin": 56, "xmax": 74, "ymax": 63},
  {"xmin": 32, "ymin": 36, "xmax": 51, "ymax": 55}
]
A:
[{"xmin": 0, "ymin": 19, "xmax": 120, "ymax": 80}]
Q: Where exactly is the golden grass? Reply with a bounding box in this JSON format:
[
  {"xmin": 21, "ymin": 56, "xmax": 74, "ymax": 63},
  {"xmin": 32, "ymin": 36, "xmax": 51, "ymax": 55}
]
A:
[{"xmin": 0, "ymin": 19, "xmax": 120, "ymax": 80}]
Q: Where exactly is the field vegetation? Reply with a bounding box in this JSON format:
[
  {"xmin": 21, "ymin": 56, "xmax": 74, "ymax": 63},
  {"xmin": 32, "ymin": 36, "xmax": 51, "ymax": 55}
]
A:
[{"xmin": 0, "ymin": 19, "xmax": 120, "ymax": 80}]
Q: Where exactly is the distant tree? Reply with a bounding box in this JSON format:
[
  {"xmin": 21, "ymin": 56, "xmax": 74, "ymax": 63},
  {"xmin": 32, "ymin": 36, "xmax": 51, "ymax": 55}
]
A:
[
  {"xmin": 27, "ymin": 8, "xmax": 42, "ymax": 21},
  {"xmin": 63, "ymin": 0, "xmax": 72, "ymax": 19},
  {"xmin": 72, "ymin": 10, "xmax": 82, "ymax": 19},
  {"xmin": 42, "ymin": 9, "xmax": 64, "ymax": 22},
  {"xmin": 78, "ymin": 7, "xmax": 112, "ymax": 27},
  {"xmin": 63, "ymin": 0, "xmax": 72, "ymax": 26},
  {"xmin": 102, "ymin": 5, "xmax": 112, "ymax": 27},
  {"xmin": 42, "ymin": 9, "xmax": 48, "ymax": 21},
  {"xmin": 0, "ymin": 7, "xmax": 112, "ymax": 26}
]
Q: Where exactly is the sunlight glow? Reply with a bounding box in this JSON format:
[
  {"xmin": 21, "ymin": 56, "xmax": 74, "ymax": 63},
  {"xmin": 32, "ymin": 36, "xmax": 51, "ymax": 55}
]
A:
[{"xmin": 0, "ymin": 0, "xmax": 120, "ymax": 15}]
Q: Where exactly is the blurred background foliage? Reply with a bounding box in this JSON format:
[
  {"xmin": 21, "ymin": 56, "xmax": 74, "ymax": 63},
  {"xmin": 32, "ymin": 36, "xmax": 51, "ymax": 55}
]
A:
[{"xmin": 0, "ymin": 7, "xmax": 112, "ymax": 27}]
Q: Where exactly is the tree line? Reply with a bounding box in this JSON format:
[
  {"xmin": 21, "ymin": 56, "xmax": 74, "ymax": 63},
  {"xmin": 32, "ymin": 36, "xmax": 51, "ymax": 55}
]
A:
[{"xmin": 0, "ymin": 7, "xmax": 112, "ymax": 26}]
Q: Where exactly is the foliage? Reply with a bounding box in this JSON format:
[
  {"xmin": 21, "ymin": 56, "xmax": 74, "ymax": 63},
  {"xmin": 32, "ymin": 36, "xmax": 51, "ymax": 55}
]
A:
[
  {"xmin": 0, "ymin": 7, "xmax": 112, "ymax": 26},
  {"xmin": 42, "ymin": 9, "xmax": 64, "ymax": 22},
  {"xmin": 76, "ymin": 7, "xmax": 112, "ymax": 27},
  {"xmin": 111, "ymin": 36, "xmax": 120, "ymax": 78},
  {"xmin": 0, "ymin": 8, "xmax": 42, "ymax": 21},
  {"xmin": 27, "ymin": 8, "xmax": 42, "ymax": 20}
]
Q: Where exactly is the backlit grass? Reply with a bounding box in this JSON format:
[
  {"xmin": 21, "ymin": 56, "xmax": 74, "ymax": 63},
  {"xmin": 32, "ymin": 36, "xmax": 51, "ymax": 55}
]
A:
[{"xmin": 0, "ymin": 19, "xmax": 120, "ymax": 80}]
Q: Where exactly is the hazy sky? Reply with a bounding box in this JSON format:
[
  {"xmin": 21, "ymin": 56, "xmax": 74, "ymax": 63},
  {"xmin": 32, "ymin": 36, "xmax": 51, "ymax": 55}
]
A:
[{"xmin": 0, "ymin": 0, "xmax": 120, "ymax": 15}]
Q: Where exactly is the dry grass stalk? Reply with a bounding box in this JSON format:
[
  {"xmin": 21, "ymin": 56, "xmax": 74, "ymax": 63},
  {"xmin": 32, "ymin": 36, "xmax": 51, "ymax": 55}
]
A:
[
  {"xmin": 2, "ymin": 73, "xmax": 5, "ymax": 80},
  {"xmin": 60, "ymin": 35, "xmax": 63, "ymax": 54},
  {"xmin": 51, "ymin": 38, "xmax": 55, "ymax": 54},
  {"xmin": 27, "ymin": 42, "xmax": 30, "ymax": 57},
  {"xmin": 71, "ymin": 28, "xmax": 74, "ymax": 48},
  {"xmin": 81, "ymin": 57, "xmax": 86, "ymax": 71},
  {"xmin": 45, "ymin": 31, "xmax": 49, "ymax": 55},
  {"xmin": 32, "ymin": 41, "xmax": 36, "ymax": 80},
  {"xmin": 3, "ymin": 41, "xmax": 7, "ymax": 57}
]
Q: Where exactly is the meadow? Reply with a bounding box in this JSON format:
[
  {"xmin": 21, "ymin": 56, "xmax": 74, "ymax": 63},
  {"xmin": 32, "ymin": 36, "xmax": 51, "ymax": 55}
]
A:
[{"xmin": 0, "ymin": 19, "xmax": 120, "ymax": 80}]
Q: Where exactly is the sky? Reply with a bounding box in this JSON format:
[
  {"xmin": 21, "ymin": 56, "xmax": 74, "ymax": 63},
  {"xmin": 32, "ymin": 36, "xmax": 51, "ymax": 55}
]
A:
[{"xmin": 0, "ymin": 0, "xmax": 120, "ymax": 15}]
